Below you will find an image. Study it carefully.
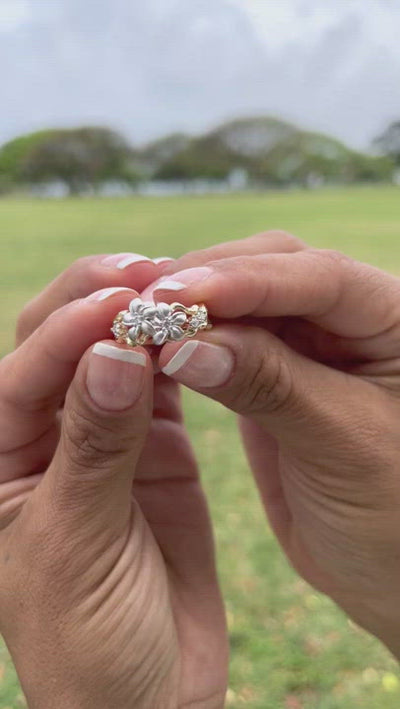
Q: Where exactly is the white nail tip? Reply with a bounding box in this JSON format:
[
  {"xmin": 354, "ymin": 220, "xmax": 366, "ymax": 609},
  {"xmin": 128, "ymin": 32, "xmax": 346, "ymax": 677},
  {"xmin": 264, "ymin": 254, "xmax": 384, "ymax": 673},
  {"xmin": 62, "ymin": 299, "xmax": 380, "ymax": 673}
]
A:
[
  {"xmin": 162, "ymin": 341, "xmax": 199, "ymax": 376},
  {"xmin": 153, "ymin": 257, "xmax": 174, "ymax": 265},
  {"xmin": 117, "ymin": 254, "xmax": 151, "ymax": 269},
  {"xmin": 95, "ymin": 287, "xmax": 132, "ymax": 301},
  {"xmin": 154, "ymin": 280, "xmax": 186, "ymax": 292},
  {"xmin": 92, "ymin": 343, "xmax": 147, "ymax": 366}
]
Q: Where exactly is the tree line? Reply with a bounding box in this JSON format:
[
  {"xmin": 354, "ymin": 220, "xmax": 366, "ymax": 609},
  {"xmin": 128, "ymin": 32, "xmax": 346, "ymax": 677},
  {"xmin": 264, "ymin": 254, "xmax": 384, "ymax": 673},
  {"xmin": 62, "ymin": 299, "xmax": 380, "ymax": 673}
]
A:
[{"xmin": 0, "ymin": 117, "xmax": 398, "ymax": 196}]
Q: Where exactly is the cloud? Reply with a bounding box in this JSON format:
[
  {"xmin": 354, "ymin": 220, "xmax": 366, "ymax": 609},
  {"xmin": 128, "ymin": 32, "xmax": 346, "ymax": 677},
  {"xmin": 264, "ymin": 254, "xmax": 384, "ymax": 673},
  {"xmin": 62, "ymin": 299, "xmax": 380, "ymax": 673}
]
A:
[
  {"xmin": 234, "ymin": 0, "xmax": 400, "ymax": 55},
  {"xmin": 0, "ymin": 0, "xmax": 399, "ymax": 150},
  {"xmin": 0, "ymin": 0, "xmax": 30, "ymax": 31}
]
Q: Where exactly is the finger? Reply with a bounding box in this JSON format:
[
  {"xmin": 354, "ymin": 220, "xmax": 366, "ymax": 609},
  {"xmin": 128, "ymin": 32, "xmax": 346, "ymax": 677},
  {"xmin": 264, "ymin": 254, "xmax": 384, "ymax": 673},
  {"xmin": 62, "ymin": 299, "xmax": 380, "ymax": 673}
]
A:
[
  {"xmin": 136, "ymin": 375, "xmax": 198, "ymax": 482},
  {"xmin": 0, "ymin": 473, "xmax": 44, "ymax": 529},
  {"xmin": 133, "ymin": 372, "xmax": 227, "ymax": 682},
  {"xmin": 140, "ymin": 230, "xmax": 305, "ymax": 299},
  {"xmin": 152, "ymin": 250, "xmax": 400, "ymax": 345},
  {"xmin": 134, "ymin": 375, "xmax": 219, "ymax": 585},
  {"xmin": 38, "ymin": 341, "xmax": 152, "ymax": 530},
  {"xmin": 164, "ymin": 230, "xmax": 305, "ymax": 270},
  {"xmin": 159, "ymin": 324, "xmax": 385, "ymax": 453},
  {"xmin": 134, "ymin": 375, "xmax": 228, "ymax": 698},
  {"xmin": 16, "ymin": 253, "xmax": 172, "ymax": 346},
  {"xmin": 0, "ymin": 422, "xmax": 60, "ymax": 480},
  {"xmin": 0, "ymin": 288, "xmax": 138, "ymax": 478}
]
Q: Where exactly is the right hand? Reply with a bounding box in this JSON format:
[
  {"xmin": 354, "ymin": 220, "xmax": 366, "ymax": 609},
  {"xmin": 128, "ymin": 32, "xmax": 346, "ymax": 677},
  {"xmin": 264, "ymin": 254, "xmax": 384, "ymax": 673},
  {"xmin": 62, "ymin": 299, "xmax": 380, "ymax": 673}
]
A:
[
  {"xmin": 154, "ymin": 232, "xmax": 400, "ymax": 659},
  {"xmin": 0, "ymin": 256, "xmax": 228, "ymax": 709}
]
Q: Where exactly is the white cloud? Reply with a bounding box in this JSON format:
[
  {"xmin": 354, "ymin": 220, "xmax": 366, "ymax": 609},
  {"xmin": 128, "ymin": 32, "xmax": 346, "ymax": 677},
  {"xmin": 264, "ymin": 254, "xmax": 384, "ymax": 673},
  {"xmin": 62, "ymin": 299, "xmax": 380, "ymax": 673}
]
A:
[
  {"xmin": 233, "ymin": 0, "xmax": 400, "ymax": 56},
  {"xmin": 0, "ymin": 0, "xmax": 30, "ymax": 32},
  {"xmin": 230, "ymin": 0, "xmax": 336, "ymax": 51},
  {"xmin": 0, "ymin": 0, "xmax": 399, "ymax": 150}
]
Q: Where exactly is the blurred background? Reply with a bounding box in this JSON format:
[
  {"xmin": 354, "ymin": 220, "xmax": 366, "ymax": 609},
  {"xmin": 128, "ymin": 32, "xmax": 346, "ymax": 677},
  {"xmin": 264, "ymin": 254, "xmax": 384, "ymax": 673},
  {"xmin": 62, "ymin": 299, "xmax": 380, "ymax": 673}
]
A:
[{"xmin": 1, "ymin": 1, "xmax": 400, "ymax": 707}]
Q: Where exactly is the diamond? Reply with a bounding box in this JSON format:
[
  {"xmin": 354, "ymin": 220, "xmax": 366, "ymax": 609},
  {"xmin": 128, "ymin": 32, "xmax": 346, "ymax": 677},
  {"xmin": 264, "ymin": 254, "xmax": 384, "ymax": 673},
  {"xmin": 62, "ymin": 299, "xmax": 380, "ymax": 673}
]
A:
[{"xmin": 189, "ymin": 306, "xmax": 208, "ymax": 330}]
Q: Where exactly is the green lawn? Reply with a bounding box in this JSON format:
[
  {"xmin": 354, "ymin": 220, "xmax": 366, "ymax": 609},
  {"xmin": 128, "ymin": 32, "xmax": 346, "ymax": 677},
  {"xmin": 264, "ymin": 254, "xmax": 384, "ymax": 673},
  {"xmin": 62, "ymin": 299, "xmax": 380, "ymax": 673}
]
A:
[{"xmin": 1, "ymin": 187, "xmax": 400, "ymax": 708}]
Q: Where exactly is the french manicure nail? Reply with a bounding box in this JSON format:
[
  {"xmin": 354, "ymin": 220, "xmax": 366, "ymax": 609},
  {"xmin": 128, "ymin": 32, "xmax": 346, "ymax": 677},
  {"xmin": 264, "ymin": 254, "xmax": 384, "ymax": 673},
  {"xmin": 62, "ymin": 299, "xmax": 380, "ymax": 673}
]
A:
[
  {"xmin": 154, "ymin": 280, "xmax": 186, "ymax": 292},
  {"xmin": 101, "ymin": 253, "xmax": 152, "ymax": 269},
  {"xmin": 86, "ymin": 287, "xmax": 133, "ymax": 302},
  {"xmin": 162, "ymin": 341, "xmax": 234, "ymax": 388},
  {"xmin": 153, "ymin": 257, "xmax": 174, "ymax": 265},
  {"xmin": 87, "ymin": 343, "xmax": 146, "ymax": 410},
  {"xmin": 154, "ymin": 267, "xmax": 213, "ymax": 293}
]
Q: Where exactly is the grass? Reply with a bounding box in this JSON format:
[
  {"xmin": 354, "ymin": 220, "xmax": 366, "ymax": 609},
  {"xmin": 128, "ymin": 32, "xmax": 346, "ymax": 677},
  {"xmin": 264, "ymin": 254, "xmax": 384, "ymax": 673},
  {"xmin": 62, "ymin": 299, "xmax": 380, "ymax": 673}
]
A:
[{"xmin": 1, "ymin": 186, "xmax": 400, "ymax": 708}]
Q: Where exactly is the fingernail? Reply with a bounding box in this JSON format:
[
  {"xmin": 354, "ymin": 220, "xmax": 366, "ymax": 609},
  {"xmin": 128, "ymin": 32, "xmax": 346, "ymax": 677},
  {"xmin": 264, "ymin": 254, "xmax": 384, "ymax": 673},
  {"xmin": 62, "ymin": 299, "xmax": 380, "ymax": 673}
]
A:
[
  {"xmin": 162, "ymin": 341, "xmax": 234, "ymax": 388},
  {"xmin": 86, "ymin": 287, "xmax": 133, "ymax": 302},
  {"xmin": 153, "ymin": 257, "xmax": 174, "ymax": 265},
  {"xmin": 140, "ymin": 277, "xmax": 164, "ymax": 300},
  {"xmin": 87, "ymin": 343, "xmax": 146, "ymax": 410},
  {"xmin": 154, "ymin": 267, "xmax": 213, "ymax": 294},
  {"xmin": 101, "ymin": 253, "xmax": 152, "ymax": 269}
]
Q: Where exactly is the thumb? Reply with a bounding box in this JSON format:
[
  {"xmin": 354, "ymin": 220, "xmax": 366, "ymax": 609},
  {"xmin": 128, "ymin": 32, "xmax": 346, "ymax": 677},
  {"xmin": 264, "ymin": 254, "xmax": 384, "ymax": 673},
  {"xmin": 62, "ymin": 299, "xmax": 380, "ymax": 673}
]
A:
[
  {"xmin": 44, "ymin": 341, "xmax": 152, "ymax": 529},
  {"xmin": 159, "ymin": 325, "xmax": 373, "ymax": 449}
]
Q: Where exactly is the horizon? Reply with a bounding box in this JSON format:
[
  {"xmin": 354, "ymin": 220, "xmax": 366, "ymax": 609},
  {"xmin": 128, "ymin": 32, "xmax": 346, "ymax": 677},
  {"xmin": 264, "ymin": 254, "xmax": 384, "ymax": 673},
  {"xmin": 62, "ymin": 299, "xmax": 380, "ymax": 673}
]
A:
[{"xmin": 0, "ymin": 113, "xmax": 386, "ymax": 155}]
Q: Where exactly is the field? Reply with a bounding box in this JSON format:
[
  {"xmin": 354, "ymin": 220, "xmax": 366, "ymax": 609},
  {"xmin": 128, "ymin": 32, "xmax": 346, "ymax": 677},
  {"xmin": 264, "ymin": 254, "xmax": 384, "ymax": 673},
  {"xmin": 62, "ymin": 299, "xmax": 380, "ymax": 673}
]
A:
[{"xmin": 1, "ymin": 187, "xmax": 400, "ymax": 708}]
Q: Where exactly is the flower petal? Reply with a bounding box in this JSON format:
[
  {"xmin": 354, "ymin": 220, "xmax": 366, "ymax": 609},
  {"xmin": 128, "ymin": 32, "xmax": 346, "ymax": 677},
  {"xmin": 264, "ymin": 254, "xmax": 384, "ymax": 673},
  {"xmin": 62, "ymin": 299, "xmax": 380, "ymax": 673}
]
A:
[
  {"xmin": 156, "ymin": 302, "xmax": 172, "ymax": 318},
  {"xmin": 152, "ymin": 329, "xmax": 168, "ymax": 346},
  {"xmin": 141, "ymin": 321, "xmax": 156, "ymax": 336},
  {"xmin": 128, "ymin": 324, "xmax": 141, "ymax": 341},
  {"xmin": 141, "ymin": 305, "xmax": 157, "ymax": 318},
  {"xmin": 129, "ymin": 298, "xmax": 143, "ymax": 314},
  {"xmin": 170, "ymin": 312, "xmax": 187, "ymax": 326},
  {"xmin": 150, "ymin": 315, "xmax": 164, "ymax": 329},
  {"xmin": 169, "ymin": 326, "xmax": 185, "ymax": 341},
  {"xmin": 122, "ymin": 313, "xmax": 134, "ymax": 326}
]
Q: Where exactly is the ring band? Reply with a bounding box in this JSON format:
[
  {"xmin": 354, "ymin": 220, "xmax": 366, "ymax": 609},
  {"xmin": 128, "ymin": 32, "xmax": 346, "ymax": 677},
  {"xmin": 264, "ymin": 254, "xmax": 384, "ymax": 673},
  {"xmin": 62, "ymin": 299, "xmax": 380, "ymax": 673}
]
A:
[{"xmin": 111, "ymin": 298, "xmax": 212, "ymax": 347}]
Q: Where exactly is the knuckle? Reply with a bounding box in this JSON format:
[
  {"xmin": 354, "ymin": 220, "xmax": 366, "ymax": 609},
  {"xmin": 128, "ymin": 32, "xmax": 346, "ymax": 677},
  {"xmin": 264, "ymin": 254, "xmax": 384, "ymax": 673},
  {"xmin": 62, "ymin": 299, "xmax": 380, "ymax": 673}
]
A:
[
  {"xmin": 15, "ymin": 299, "xmax": 35, "ymax": 343},
  {"xmin": 262, "ymin": 229, "xmax": 305, "ymax": 251},
  {"xmin": 63, "ymin": 406, "xmax": 131, "ymax": 471},
  {"xmin": 68, "ymin": 255, "xmax": 97, "ymax": 273},
  {"xmin": 306, "ymin": 249, "xmax": 356, "ymax": 311},
  {"xmin": 309, "ymin": 248, "xmax": 354, "ymax": 271},
  {"xmin": 43, "ymin": 305, "xmax": 67, "ymax": 331},
  {"xmin": 62, "ymin": 255, "xmax": 101, "ymax": 300},
  {"xmin": 240, "ymin": 351, "xmax": 294, "ymax": 416},
  {"xmin": 19, "ymin": 522, "xmax": 85, "ymax": 608}
]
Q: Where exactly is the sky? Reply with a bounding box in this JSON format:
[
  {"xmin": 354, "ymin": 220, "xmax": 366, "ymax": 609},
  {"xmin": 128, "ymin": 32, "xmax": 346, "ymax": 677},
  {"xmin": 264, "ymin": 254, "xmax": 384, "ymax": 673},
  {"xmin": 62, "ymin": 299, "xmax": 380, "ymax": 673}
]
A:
[{"xmin": 0, "ymin": 0, "xmax": 399, "ymax": 150}]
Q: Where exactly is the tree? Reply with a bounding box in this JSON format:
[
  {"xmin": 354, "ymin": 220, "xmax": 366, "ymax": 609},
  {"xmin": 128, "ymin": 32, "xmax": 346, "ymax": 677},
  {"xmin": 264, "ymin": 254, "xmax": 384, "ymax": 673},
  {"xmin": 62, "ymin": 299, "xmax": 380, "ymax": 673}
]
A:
[
  {"xmin": 22, "ymin": 127, "xmax": 138, "ymax": 194},
  {"xmin": 152, "ymin": 117, "xmax": 362, "ymax": 187},
  {"xmin": 0, "ymin": 127, "xmax": 139, "ymax": 195},
  {"xmin": 0, "ymin": 130, "xmax": 53, "ymax": 192},
  {"xmin": 374, "ymin": 121, "xmax": 400, "ymax": 165}
]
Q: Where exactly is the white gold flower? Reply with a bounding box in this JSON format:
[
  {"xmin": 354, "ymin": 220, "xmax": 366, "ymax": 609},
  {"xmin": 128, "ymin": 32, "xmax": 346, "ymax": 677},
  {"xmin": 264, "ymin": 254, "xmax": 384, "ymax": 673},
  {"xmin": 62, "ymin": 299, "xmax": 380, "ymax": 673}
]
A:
[
  {"xmin": 122, "ymin": 298, "xmax": 157, "ymax": 342},
  {"xmin": 141, "ymin": 302, "xmax": 187, "ymax": 345}
]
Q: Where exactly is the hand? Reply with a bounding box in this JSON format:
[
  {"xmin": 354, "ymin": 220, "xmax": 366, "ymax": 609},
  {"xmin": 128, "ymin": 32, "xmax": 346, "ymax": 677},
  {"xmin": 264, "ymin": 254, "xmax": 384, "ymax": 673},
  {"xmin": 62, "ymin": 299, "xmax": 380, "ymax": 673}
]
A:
[
  {"xmin": 0, "ymin": 255, "xmax": 227, "ymax": 709},
  {"xmin": 150, "ymin": 232, "xmax": 400, "ymax": 658}
]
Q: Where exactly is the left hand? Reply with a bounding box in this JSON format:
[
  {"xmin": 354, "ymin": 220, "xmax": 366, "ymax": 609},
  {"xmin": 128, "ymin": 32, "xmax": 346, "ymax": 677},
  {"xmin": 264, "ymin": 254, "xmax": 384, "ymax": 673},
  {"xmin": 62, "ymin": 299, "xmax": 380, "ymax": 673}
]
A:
[{"xmin": 1, "ymin": 254, "xmax": 228, "ymax": 708}]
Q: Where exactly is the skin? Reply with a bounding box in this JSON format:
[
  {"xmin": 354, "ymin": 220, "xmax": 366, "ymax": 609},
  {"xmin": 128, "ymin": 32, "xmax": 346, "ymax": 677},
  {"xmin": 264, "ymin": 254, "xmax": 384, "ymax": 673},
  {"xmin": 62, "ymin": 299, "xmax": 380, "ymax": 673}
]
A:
[
  {"xmin": 154, "ymin": 231, "xmax": 400, "ymax": 659},
  {"xmin": 0, "ymin": 257, "xmax": 228, "ymax": 709},
  {"xmin": 4, "ymin": 231, "xmax": 400, "ymax": 706}
]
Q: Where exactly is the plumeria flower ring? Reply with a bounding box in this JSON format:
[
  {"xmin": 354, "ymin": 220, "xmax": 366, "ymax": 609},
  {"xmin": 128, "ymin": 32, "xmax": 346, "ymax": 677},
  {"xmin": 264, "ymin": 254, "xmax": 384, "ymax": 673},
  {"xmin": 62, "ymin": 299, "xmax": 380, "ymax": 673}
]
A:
[
  {"xmin": 141, "ymin": 302, "xmax": 187, "ymax": 346},
  {"xmin": 112, "ymin": 298, "xmax": 211, "ymax": 347}
]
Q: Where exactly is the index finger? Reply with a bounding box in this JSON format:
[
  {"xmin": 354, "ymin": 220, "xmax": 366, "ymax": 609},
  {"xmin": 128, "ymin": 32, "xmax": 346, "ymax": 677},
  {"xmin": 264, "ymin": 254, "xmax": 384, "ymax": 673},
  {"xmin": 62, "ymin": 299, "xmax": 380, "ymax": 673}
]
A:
[
  {"xmin": 16, "ymin": 253, "xmax": 171, "ymax": 346},
  {"xmin": 0, "ymin": 288, "xmax": 138, "ymax": 469},
  {"xmin": 152, "ymin": 249, "xmax": 400, "ymax": 340}
]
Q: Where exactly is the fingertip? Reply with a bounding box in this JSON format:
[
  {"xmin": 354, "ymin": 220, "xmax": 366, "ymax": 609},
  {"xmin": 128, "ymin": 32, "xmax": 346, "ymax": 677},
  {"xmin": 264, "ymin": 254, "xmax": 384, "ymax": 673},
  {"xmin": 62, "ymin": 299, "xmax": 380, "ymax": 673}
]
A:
[
  {"xmin": 158, "ymin": 340, "xmax": 187, "ymax": 373},
  {"xmin": 85, "ymin": 286, "xmax": 138, "ymax": 303},
  {"xmin": 85, "ymin": 340, "xmax": 150, "ymax": 412},
  {"xmin": 159, "ymin": 338, "xmax": 234, "ymax": 389}
]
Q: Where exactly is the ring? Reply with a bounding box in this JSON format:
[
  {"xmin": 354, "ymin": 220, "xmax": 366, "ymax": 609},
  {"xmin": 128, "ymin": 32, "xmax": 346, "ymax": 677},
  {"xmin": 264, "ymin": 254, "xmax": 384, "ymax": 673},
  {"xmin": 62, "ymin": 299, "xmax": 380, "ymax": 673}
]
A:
[{"xmin": 111, "ymin": 298, "xmax": 212, "ymax": 347}]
